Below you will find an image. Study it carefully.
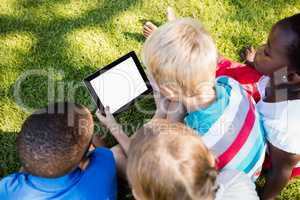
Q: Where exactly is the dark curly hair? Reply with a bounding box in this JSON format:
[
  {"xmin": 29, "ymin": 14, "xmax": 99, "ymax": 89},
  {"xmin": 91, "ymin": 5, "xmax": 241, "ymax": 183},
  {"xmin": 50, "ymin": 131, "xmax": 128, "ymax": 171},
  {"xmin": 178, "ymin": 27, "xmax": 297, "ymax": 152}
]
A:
[
  {"xmin": 17, "ymin": 102, "xmax": 94, "ymax": 178},
  {"xmin": 280, "ymin": 13, "xmax": 300, "ymax": 70}
]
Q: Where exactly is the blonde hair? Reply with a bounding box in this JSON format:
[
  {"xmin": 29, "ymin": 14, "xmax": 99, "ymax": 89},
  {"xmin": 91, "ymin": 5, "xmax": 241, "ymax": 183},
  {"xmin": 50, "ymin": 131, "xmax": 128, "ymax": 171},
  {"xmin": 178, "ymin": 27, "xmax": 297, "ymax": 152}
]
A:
[
  {"xmin": 142, "ymin": 18, "xmax": 218, "ymax": 97},
  {"xmin": 127, "ymin": 119, "xmax": 218, "ymax": 200}
]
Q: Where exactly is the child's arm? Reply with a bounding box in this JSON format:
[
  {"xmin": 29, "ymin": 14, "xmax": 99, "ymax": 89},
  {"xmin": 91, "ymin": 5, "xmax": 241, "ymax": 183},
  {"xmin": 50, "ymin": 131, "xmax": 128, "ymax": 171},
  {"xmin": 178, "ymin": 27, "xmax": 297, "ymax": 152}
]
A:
[
  {"xmin": 261, "ymin": 144, "xmax": 300, "ymax": 200},
  {"xmin": 96, "ymin": 107, "xmax": 130, "ymax": 155},
  {"xmin": 111, "ymin": 145, "xmax": 127, "ymax": 179}
]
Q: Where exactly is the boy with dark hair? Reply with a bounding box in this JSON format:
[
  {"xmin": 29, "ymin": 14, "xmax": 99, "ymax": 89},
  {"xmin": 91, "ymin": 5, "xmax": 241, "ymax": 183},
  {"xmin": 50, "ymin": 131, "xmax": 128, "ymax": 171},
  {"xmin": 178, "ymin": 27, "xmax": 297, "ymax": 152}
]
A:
[{"xmin": 0, "ymin": 102, "xmax": 125, "ymax": 200}]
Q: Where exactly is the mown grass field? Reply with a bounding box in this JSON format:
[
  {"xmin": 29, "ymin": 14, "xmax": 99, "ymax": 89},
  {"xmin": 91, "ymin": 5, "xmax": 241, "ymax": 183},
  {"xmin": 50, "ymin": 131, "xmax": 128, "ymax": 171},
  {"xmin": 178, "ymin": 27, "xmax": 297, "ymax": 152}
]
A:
[{"xmin": 0, "ymin": 0, "xmax": 300, "ymax": 199}]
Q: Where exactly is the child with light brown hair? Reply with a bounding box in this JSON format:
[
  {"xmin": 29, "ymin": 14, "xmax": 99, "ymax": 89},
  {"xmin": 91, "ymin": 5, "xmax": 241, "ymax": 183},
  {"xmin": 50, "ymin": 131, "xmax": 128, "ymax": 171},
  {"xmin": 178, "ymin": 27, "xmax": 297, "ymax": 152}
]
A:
[
  {"xmin": 127, "ymin": 119, "xmax": 217, "ymax": 200},
  {"xmin": 98, "ymin": 108, "xmax": 259, "ymax": 200}
]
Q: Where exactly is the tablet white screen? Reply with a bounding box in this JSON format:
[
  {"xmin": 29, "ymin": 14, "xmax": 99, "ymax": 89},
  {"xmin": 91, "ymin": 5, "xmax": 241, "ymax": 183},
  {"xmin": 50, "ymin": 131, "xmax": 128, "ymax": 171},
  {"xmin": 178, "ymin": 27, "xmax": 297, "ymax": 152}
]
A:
[{"xmin": 90, "ymin": 57, "xmax": 148, "ymax": 113}]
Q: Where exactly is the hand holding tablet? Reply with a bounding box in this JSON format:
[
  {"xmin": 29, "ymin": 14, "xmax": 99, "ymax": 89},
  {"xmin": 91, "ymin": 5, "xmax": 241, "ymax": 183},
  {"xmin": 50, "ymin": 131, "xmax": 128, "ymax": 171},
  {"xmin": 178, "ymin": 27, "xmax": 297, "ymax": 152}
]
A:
[{"xmin": 84, "ymin": 51, "xmax": 152, "ymax": 115}]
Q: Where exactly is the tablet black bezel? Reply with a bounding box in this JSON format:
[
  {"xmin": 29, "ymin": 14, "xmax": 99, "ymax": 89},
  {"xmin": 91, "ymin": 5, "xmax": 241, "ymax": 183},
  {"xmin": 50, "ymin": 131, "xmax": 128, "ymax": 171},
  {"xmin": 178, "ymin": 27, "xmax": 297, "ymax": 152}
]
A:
[{"xmin": 84, "ymin": 51, "xmax": 153, "ymax": 115}]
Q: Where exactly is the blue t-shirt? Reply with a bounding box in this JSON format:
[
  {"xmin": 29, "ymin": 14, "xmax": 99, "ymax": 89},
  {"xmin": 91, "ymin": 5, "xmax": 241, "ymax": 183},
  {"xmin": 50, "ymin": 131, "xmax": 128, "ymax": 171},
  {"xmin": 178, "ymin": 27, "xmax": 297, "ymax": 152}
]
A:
[{"xmin": 0, "ymin": 147, "xmax": 117, "ymax": 200}]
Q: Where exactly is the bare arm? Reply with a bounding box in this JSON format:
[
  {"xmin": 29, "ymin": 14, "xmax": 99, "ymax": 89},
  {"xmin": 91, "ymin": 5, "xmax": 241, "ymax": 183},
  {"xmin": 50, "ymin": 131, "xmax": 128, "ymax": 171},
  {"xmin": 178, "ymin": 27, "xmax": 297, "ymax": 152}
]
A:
[
  {"xmin": 261, "ymin": 143, "xmax": 300, "ymax": 200},
  {"xmin": 96, "ymin": 107, "xmax": 130, "ymax": 155},
  {"xmin": 111, "ymin": 145, "xmax": 127, "ymax": 179}
]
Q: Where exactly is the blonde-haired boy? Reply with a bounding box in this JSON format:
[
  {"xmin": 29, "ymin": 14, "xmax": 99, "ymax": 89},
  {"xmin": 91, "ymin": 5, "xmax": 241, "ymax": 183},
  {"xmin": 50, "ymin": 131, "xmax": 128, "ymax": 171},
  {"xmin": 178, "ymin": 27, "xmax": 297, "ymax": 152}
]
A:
[
  {"xmin": 142, "ymin": 18, "xmax": 266, "ymax": 181},
  {"xmin": 142, "ymin": 18, "xmax": 217, "ymax": 111}
]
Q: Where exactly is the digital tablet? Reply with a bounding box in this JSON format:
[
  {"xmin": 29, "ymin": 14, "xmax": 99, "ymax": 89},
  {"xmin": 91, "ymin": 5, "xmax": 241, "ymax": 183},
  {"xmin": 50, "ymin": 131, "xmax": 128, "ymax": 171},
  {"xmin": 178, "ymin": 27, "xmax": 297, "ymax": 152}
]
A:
[{"xmin": 84, "ymin": 51, "xmax": 152, "ymax": 115}]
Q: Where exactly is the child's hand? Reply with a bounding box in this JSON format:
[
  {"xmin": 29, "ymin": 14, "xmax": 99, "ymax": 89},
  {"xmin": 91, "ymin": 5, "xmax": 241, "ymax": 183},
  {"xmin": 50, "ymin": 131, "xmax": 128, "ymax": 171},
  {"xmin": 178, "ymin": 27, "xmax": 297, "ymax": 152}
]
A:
[
  {"xmin": 96, "ymin": 106, "xmax": 130, "ymax": 154},
  {"xmin": 96, "ymin": 107, "xmax": 120, "ymax": 131}
]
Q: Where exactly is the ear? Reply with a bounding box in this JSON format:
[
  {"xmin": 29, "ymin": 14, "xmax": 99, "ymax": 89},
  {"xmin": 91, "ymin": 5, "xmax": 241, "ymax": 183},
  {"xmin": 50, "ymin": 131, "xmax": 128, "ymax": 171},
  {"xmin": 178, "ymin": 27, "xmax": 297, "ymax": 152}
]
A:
[
  {"xmin": 132, "ymin": 189, "xmax": 140, "ymax": 200},
  {"xmin": 79, "ymin": 158, "xmax": 90, "ymax": 171},
  {"xmin": 208, "ymin": 153, "xmax": 216, "ymax": 168},
  {"xmin": 145, "ymin": 71, "xmax": 159, "ymax": 92}
]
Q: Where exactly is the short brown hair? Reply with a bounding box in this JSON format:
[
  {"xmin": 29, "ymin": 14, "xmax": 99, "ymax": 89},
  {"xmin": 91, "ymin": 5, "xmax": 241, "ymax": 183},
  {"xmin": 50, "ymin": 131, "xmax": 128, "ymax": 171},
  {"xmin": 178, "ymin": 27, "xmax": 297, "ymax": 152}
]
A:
[
  {"xmin": 17, "ymin": 102, "xmax": 94, "ymax": 178},
  {"xmin": 127, "ymin": 119, "xmax": 217, "ymax": 200}
]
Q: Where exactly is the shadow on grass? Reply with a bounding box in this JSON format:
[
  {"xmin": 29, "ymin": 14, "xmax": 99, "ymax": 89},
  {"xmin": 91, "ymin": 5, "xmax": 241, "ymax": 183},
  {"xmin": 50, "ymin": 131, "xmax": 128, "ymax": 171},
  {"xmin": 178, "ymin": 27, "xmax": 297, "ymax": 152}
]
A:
[
  {"xmin": 226, "ymin": 0, "xmax": 299, "ymax": 25},
  {"xmin": 19, "ymin": 0, "xmax": 69, "ymax": 9},
  {"xmin": 0, "ymin": 0, "xmax": 144, "ymax": 109},
  {"xmin": 210, "ymin": 0, "xmax": 300, "ymax": 58},
  {"xmin": 4, "ymin": 0, "xmax": 294, "ymax": 110},
  {"xmin": 0, "ymin": 0, "xmax": 154, "ymax": 178},
  {"xmin": 1, "ymin": 0, "xmax": 298, "ymax": 107},
  {"xmin": 123, "ymin": 32, "xmax": 144, "ymax": 43},
  {"xmin": 0, "ymin": 131, "xmax": 19, "ymax": 178}
]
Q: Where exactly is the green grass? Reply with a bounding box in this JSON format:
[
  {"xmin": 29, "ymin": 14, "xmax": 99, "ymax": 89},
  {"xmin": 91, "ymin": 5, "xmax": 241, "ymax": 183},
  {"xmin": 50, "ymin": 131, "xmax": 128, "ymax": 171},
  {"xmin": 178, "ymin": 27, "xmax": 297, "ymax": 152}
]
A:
[{"xmin": 0, "ymin": 0, "xmax": 300, "ymax": 199}]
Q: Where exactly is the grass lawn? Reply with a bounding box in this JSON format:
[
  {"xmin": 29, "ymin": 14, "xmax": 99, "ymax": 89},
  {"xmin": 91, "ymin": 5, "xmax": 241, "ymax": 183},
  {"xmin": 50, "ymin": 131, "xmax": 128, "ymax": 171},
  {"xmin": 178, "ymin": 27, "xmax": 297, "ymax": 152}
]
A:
[{"xmin": 0, "ymin": 0, "xmax": 300, "ymax": 199}]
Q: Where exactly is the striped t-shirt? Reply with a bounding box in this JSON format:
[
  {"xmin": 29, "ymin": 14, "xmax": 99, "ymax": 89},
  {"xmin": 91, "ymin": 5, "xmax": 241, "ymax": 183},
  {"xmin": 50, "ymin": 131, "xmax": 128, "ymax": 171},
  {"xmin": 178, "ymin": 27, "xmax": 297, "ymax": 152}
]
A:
[{"xmin": 185, "ymin": 76, "xmax": 266, "ymax": 181}]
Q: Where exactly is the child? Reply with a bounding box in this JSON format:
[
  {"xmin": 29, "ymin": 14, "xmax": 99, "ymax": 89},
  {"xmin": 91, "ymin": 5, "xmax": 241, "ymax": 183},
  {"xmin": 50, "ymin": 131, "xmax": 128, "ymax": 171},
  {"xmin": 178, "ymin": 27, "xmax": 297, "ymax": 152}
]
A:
[
  {"xmin": 141, "ymin": 18, "xmax": 266, "ymax": 181},
  {"xmin": 144, "ymin": 7, "xmax": 264, "ymax": 104},
  {"xmin": 97, "ymin": 108, "xmax": 259, "ymax": 200},
  {"xmin": 129, "ymin": 119, "xmax": 261, "ymax": 200},
  {"xmin": 0, "ymin": 102, "xmax": 126, "ymax": 200},
  {"xmin": 241, "ymin": 13, "xmax": 300, "ymax": 200}
]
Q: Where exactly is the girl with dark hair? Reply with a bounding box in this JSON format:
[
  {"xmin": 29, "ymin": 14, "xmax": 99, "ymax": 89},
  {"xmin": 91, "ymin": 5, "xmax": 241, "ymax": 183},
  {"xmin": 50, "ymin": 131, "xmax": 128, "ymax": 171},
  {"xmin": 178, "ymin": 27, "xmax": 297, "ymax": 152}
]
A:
[{"xmin": 242, "ymin": 13, "xmax": 300, "ymax": 200}]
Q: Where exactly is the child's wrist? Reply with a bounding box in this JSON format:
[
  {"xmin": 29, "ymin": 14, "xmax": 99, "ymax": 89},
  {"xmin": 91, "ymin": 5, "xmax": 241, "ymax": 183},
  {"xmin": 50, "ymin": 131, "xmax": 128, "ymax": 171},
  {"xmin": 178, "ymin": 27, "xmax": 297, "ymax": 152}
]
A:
[
  {"xmin": 109, "ymin": 124, "xmax": 124, "ymax": 135},
  {"xmin": 245, "ymin": 60, "xmax": 255, "ymax": 68}
]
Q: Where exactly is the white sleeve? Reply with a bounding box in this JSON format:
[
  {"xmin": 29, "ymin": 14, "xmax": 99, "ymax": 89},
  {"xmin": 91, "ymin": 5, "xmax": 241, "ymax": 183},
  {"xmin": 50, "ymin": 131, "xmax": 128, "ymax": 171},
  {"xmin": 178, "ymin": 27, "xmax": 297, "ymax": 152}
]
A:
[
  {"xmin": 257, "ymin": 75, "xmax": 270, "ymax": 101},
  {"xmin": 215, "ymin": 170, "xmax": 259, "ymax": 200}
]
